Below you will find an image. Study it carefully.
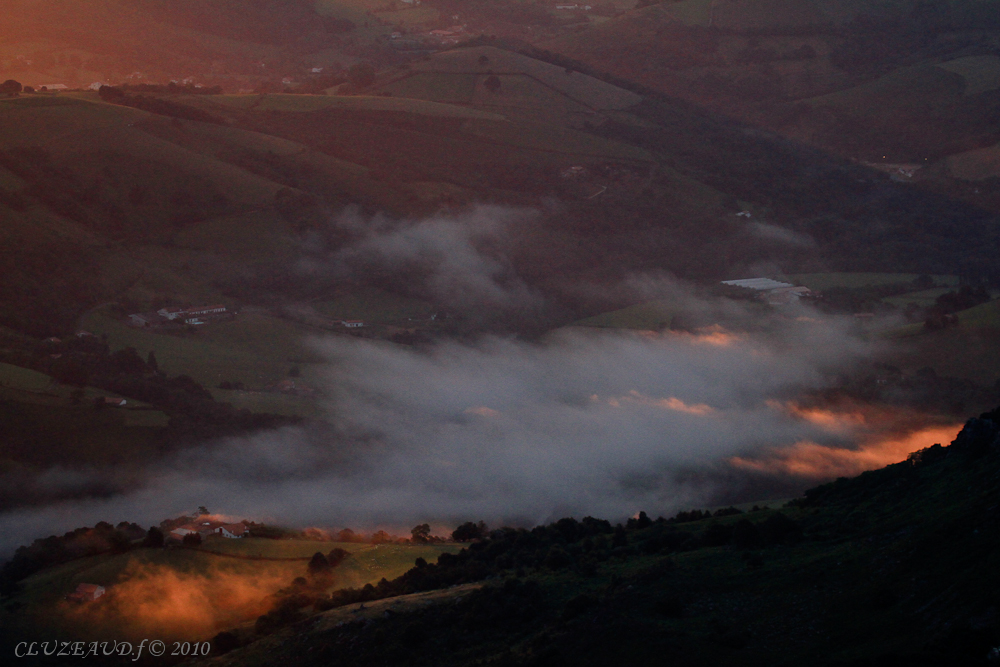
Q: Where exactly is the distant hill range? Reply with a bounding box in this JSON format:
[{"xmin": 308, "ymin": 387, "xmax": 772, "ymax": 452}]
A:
[
  {"xmin": 542, "ymin": 0, "xmax": 1000, "ymax": 198},
  {"xmin": 0, "ymin": 0, "xmax": 378, "ymax": 92},
  {"xmin": 2, "ymin": 38, "xmax": 999, "ymax": 337}
]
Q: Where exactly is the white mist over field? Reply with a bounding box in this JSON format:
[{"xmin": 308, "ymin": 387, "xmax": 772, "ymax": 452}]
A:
[
  {"xmin": 0, "ymin": 302, "xmax": 905, "ymax": 553},
  {"xmin": 301, "ymin": 205, "xmax": 545, "ymax": 311},
  {"xmin": 0, "ymin": 207, "xmax": 958, "ymax": 554}
]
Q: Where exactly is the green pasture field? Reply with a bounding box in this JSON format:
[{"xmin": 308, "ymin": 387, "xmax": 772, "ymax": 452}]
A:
[
  {"xmin": 935, "ymin": 54, "xmax": 1000, "ymax": 96},
  {"xmin": 946, "ymin": 141, "xmax": 1000, "ymax": 181},
  {"xmin": 16, "ymin": 539, "xmax": 459, "ymax": 595},
  {"xmin": 380, "ymin": 72, "xmax": 479, "ymax": 105},
  {"xmin": 954, "ymin": 298, "xmax": 1000, "ymax": 329},
  {"xmin": 198, "ymin": 537, "xmax": 459, "ymax": 585},
  {"xmin": 169, "ymin": 210, "xmax": 299, "ymax": 263},
  {"xmin": 376, "ymin": 6, "xmax": 440, "ymax": 26},
  {"xmin": 77, "ymin": 310, "xmax": 327, "ymax": 391},
  {"xmin": 0, "ymin": 362, "xmax": 167, "ymax": 427},
  {"xmin": 881, "ymin": 287, "xmax": 954, "ymax": 308},
  {"xmin": 0, "ymin": 362, "xmax": 53, "ymax": 391},
  {"xmin": 310, "ymin": 286, "xmax": 436, "ymax": 323},
  {"xmin": 887, "ymin": 327, "xmax": 1000, "ymax": 384},
  {"xmin": 9, "ymin": 539, "xmax": 461, "ymax": 640},
  {"xmin": 210, "ymin": 93, "xmax": 505, "ymax": 121},
  {"xmin": 0, "ymin": 391, "xmax": 167, "ymax": 466},
  {"xmin": 413, "ymin": 46, "xmax": 643, "ymax": 112},
  {"xmin": 0, "ymin": 164, "xmax": 27, "ymax": 191},
  {"xmin": 460, "ymin": 117, "xmax": 653, "ymax": 162},
  {"xmin": 213, "ymin": 389, "xmax": 322, "ymax": 418},
  {"xmin": 572, "ymin": 300, "xmax": 675, "ymax": 330},
  {"xmin": 313, "ymin": 0, "xmax": 393, "ymax": 37},
  {"xmin": 784, "ymin": 272, "xmax": 959, "ymax": 291},
  {"xmin": 315, "ymin": 0, "xmax": 388, "ymax": 17},
  {"xmin": 651, "ymin": 0, "xmax": 714, "ymax": 27},
  {"xmin": 384, "ymin": 46, "xmax": 642, "ymax": 111},
  {"xmin": 468, "ymin": 73, "xmax": 609, "ymax": 119},
  {"xmin": 199, "ymin": 94, "xmax": 346, "ymax": 113},
  {"xmin": 804, "ymin": 64, "xmax": 963, "ymax": 122}
]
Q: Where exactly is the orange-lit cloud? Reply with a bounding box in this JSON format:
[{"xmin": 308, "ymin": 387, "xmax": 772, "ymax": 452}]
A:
[
  {"xmin": 464, "ymin": 406, "xmax": 500, "ymax": 417},
  {"xmin": 664, "ymin": 325, "xmax": 742, "ymax": 347},
  {"xmin": 593, "ymin": 391, "xmax": 714, "ymax": 415},
  {"xmin": 767, "ymin": 400, "xmax": 868, "ymax": 434},
  {"xmin": 62, "ymin": 559, "xmax": 296, "ymax": 640},
  {"xmin": 730, "ymin": 424, "xmax": 961, "ymax": 479}
]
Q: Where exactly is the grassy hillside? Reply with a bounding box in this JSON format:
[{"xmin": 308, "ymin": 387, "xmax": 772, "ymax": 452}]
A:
[
  {"xmin": 541, "ymin": 0, "xmax": 1000, "ymax": 173},
  {"xmin": 0, "ymin": 0, "xmax": 388, "ymax": 91},
  {"xmin": 78, "ymin": 309, "xmax": 326, "ymax": 391},
  {"xmin": 1, "ymin": 537, "xmax": 459, "ymax": 643},
  {"xmin": 571, "ymin": 299, "xmax": 677, "ymax": 330},
  {"xmin": 785, "ymin": 272, "xmax": 960, "ymax": 291},
  {"xmin": 2, "ymin": 45, "xmax": 998, "ymax": 346}
]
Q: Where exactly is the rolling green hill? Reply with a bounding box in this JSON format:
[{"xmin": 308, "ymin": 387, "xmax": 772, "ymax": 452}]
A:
[
  {"xmin": 0, "ymin": 537, "xmax": 460, "ymax": 643},
  {"xmin": 0, "ymin": 0, "xmax": 387, "ymax": 91},
  {"xmin": 541, "ymin": 0, "xmax": 1000, "ymax": 169}
]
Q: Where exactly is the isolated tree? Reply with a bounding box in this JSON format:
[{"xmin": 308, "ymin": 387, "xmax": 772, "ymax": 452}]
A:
[
  {"xmin": 108, "ymin": 530, "xmax": 132, "ymax": 554},
  {"xmin": 0, "ymin": 80, "xmax": 22, "ymax": 95},
  {"xmin": 410, "ymin": 523, "xmax": 431, "ymax": 544},
  {"xmin": 143, "ymin": 526, "xmax": 165, "ymax": 548},
  {"xmin": 97, "ymin": 85, "xmax": 124, "ymax": 102},
  {"xmin": 452, "ymin": 521, "xmax": 487, "ymax": 542},
  {"xmin": 371, "ymin": 530, "xmax": 392, "ymax": 544},
  {"xmin": 731, "ymin": 519, "xmax": 761, "ymax": 550},
  {"xmin": 308, "ymin": 552, "xmax": 331, "ymax": 575},
  {"xmin": 197, "ymin": 506, "xmax": 210, "ymax": 516},
  {"xmin": 626, "ymin": 511, "xmax": 652, "ymax": 530},
  {"xmin": 347, "ymin": 62, "xmax": 376, "ymax": 89},
  {"xmin": 326, "ymin": 548, "xmax": 349, "ymax": 567}
]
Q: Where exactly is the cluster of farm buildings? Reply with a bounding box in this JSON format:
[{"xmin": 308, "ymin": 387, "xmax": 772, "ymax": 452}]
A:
[
  {"xmin": 168, "ymin": 519, "xmax": 248, "ymax": 541},
  {"xmin": 721, "ymin": 278, "xmax": 814, "ymax": 305},
  {"xmin": 64, "ymin": 520, "xmax": 249, "ymax": 604},
  {"xmin": 128, "ymin": 305, "xmax": 230, "ymax": 328}
]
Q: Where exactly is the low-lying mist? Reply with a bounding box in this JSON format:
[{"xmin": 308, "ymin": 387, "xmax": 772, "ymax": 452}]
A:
[{"xmin": 0, "ymin": 284, "xmax": 961, "ymax": 555}]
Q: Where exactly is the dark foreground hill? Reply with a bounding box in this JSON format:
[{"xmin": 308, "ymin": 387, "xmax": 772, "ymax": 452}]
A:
[
  {"xmin": 182, "ymin": 408, "xmax": 1000, "ymax": 667},
  {"xmin": 4, "ymin": 412, "xmax": 1000, "ymax": 665}
]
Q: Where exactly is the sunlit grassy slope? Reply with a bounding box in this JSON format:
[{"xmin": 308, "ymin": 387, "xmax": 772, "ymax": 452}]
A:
[
  {"xmin": 78, "ymin": 309, "xmax": 327, "ymax": 392},
  {"xmin": 9, "ymin": 537, "xmax": 459, "ymax": 642}
]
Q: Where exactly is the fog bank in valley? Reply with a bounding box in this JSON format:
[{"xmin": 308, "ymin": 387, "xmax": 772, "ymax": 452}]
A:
[{"xmin": 2, "ymin": 294, "xmax": 938, "ymax": 554}]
